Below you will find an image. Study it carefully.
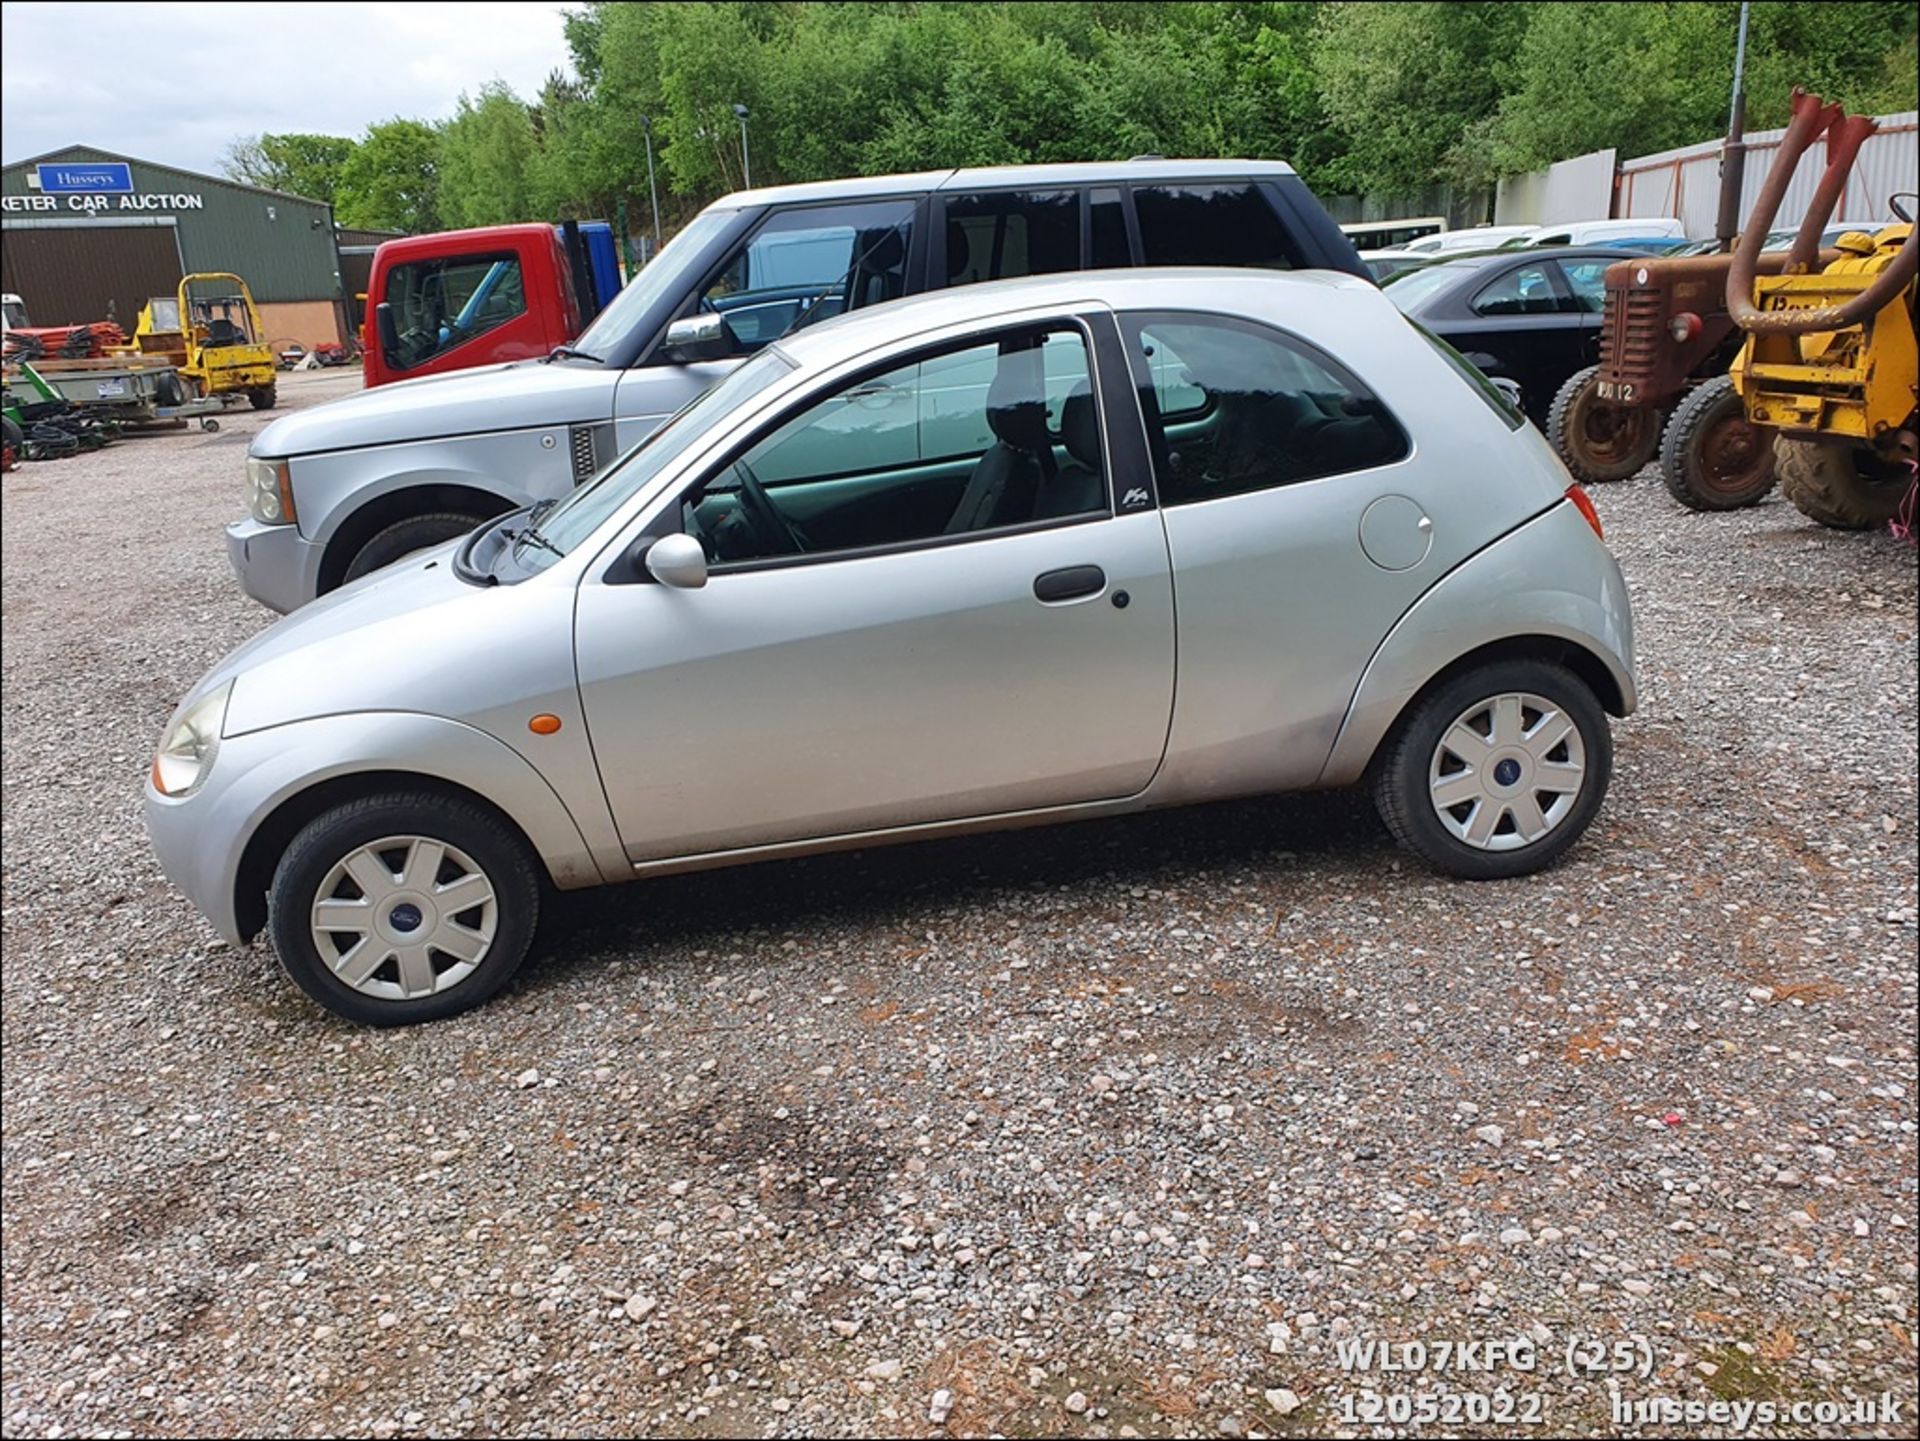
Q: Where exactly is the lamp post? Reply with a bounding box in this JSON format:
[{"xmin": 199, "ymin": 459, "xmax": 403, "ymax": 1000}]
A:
[
  {"xmin": 641, "ymin": 112, "xmax": 663, "ymax": 259},
  {"xmin": 732, "ymin": 103, "xmax": 752, "ymax": 189}
]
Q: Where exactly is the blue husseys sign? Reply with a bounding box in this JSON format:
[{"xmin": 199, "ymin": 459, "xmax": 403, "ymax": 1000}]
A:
[{"xmin": 36, "ymin": 162, "xmax": 134, "ymax": 193}]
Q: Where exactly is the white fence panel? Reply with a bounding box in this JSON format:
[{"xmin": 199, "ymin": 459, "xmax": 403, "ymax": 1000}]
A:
[{"xmin": 1495, "ymin": 148, "xmax": 1616, "ymax": 225}]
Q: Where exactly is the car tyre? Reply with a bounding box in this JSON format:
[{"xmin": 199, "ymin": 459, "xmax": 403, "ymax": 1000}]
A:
[
  {"xmin": 342, "ymin": 511, "xmax": 488, "ymax": 584},
  {"xmin": 1774, "ymin": 435, "xmax": 1911, "ymax": 530},
  {"xmin": 268, "ymin": 792, "xmax": 542, "ymax": 1025},
  {"xmin": 1548, "ymin": 365, "xmax": 1661, "ymax": 483},
  {"xmin": 1372, "ymin": 660, "xmax": 1612, "ymax": 880},
  {"xmin": 1658, "ymin": 375, "xmax": 1775, "ymax": 511}
]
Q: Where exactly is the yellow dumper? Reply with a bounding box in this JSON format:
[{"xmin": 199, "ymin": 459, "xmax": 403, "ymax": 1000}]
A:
[{"xmin": 121, "ymin": 272, "xmax": 278, "ymax": 410}]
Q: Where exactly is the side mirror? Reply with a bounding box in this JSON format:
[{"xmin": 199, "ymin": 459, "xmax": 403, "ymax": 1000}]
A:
[
  {"xmin": 643, "ymin": 532, "xmax": 708, "ymax": 589},
  {"xmin": 662, "ymin": 312, "xmax": 739, "ymax": 364},
  {"xmin": 374, "ymin": 302, "xmax": 401, "ymax": 367}
]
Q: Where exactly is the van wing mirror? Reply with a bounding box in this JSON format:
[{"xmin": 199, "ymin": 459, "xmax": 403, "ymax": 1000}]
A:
[
  {"xmin": 662, "ymin": 312, "xmax": 740, "ymax": 364},
  {"xmin": 374, "ymin": 302, "xmax": 402, "ymax": 367}
]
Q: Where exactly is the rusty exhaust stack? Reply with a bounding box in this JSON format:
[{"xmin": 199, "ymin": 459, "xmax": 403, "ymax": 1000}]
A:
[
  {"xmin": 1727, "ymin": 87, "xmax": 1920, "ymax": 336},
  {"xmin": 1786, "ymin": 112, "xmax": 1875, "ymax": 272}
]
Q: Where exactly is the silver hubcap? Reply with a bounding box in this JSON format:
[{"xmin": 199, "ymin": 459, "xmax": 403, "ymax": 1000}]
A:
[
  {"xmin": 1429, "ymin": 692, "xmax": 1586, "ymax": 852},
  {"xmin": 311, "ymin": 835, "xmax": 498, "ymax": 1000}
]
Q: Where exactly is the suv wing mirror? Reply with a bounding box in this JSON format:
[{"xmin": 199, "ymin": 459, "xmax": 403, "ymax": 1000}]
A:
[{"xmin": 662, "ymin": 312, "xmax": 741, "ymax": 364}]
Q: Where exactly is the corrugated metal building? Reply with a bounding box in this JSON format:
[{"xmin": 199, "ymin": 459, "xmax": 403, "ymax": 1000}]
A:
[
  {"xmin": 2, "ymin": 145, "xmax": 348, "ymax": 346},
  {"xmin": 1615, "ymin": 111, "xmax": 1918, "ymax": 237}
]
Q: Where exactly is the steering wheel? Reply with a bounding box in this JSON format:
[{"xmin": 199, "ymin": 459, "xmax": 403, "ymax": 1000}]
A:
[
  {"xmin": 730, "ymin": 460, "xmax": 809, "ymax": 557},
  {"xmin": 1890, "ymin": 192, "xmax": 1916, "ymax": 223}
]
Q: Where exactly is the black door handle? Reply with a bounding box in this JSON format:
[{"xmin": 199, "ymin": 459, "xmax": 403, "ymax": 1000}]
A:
[{"xmin": 1033, "ymin": 565, "xmax": 1106, "ymax": 602}]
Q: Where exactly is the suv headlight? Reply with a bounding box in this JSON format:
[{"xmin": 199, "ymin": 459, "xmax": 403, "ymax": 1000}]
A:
[
  {"xmin": 247, "ymin": 456, "xmax": 297, "ymax": 525},
  {"xmin": 151, "ymin": 680, "xmax": 233, "ymax": 797}
]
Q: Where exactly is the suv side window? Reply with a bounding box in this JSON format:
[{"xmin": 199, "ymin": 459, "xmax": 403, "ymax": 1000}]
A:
[
  {"xmin": 700, "ymin": 199, "xmax": 915, "ymax": 350},
  {"xmin": 386, "ymin": 252, "xmax": 526, "ymax": 370},
  {"xmin": 942, "ymin": 191, "xmax": 1081, "ymax": 287},
  {"xmin": 1120, "ymin": 312, "xmax": 1407, "ymax": 504},
  {"xmin": 1131, "ymin": 183, "xmax": 1299, "ymax": 269},
  {"xmin": 681, "ymin": 325, "xmax": 1106, "ymax": 566}
]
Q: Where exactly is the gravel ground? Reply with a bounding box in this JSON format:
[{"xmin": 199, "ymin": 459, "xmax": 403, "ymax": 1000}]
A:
[{"xmin": 2, "ymin": 373, "xmax": 1916, "ymax": 1439}]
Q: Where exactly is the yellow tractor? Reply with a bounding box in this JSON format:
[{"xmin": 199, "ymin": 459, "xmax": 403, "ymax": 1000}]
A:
[
  {"xmin": 122, "ymin": 272, "xmax": 278, "ymax": 410},
  {"xmin": 1726, "ymin": 89, "xmax": 1918, "ymax": 530}
]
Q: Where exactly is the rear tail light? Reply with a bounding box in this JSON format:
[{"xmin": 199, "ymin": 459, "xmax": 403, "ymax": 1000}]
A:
[{"xmin": 1566, "ymin": 483, "xmax": 1604, "ymax": 539}]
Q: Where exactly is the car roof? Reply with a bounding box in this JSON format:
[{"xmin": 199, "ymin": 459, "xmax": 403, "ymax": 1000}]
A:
[
  {"xmin": 769, "ymin": 266, "xmax": 1376, "ymax": 372},
  {"xmin": 1420, "ymin": 244, "xmax": 1656, "ymax": 269},
  {"xmin": 712, "ymin": 159, "xmax": 1300, "ymax": 211}
]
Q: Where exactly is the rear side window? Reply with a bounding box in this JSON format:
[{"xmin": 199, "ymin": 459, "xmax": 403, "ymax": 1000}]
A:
[
  {"xmin": 943, "ymin": 191, "xmax": 1080, "ymax": 287},
  {"xmin": 1414, "ymin": 324, "xmax": 1525, "ymax": 430},
  {"xmin": 1132, "ymin": 184, "xmax": 1298, "ymax": 269},
  {"xmin": 384, "ymin": 252, "xmax": 526, "ymax": 370},
  {"xmin": 1121, "ymin": 312, "xmax": 1406, "ymax": 504},
  {"xmin": 1090, "ymin": 187, "xmax": 1130, "ymax": 268},
  {"xmin": 1556, "ymin": 259, "xmax": 1608, "ymax": 313}
]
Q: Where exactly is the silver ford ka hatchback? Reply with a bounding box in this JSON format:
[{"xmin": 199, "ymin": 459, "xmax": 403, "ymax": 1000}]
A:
[{"xmin": 148, "ymin": 270, "xmax": 1635, "ymax": 1025}]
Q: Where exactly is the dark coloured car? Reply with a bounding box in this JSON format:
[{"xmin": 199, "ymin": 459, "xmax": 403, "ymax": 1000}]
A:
[{"xmin": 1383, "ymin": 246, "xmax": 1658, "ymax": 427}]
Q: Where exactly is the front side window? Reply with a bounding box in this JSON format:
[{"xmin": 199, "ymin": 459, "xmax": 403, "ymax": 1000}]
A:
[
  {"xmin": 699, "ymin": 199, "xmax": 914, "ymax": 350},
  {"xmin": 942, "ymin": 190, "xmax": 1080, "ymax": 287},
  {"xmin": 1555, "ymin": 259, "xmax": 1608, "ymax": 314},
  {"xmin": 1121, "ymin": 313, "xmax": 1407, "ymax": 504},
  {"xmin": 1132, "ymin": 183, "xmax": 1298, "ymax": 269},
  {"xmin": 1471, "ymin": 263, "xmax": 1560, "ymax": 316},
  {"xmin": 681, "ymin": 325, "xmax": 1107, "ymax": 567},
  {"xmin": 385, "ymin": 252, "xmax": 526, "ymax": 369}
]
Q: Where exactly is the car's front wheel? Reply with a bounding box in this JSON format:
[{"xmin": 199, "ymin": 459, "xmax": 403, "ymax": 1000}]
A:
[
  {"xmin": 268, "ymin": 792, "xmax": 541, "ymax": 1025},
  {"xmin": 1372, "ymin": 660, "xmax": 1612, "ymax": 880},
  {"xmin": 341, "ymin": 511, "xmax": 488, "ymax": 586}
]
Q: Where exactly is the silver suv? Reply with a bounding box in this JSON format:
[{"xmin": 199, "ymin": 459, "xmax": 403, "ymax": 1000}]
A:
[{"xmin": 232, "ymin": 160, "xmax": 1367, "ymax": 612}]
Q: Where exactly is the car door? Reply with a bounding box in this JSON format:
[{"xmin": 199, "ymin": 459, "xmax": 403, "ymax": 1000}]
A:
[
  {"xmin": 1547, "ymin": 256, "xmax": 1610, "ymax": 372},
  {"xmin": 573, "ymin": 312, "xmax": 1176, "ymax": 863},
  {"xmin": 1115, "ymin": 311, "xmax": 1419, "ymax": 791},
  {"xmin": 1451, "ymin": 259, "xmax": 1577, "ymax": 421}
]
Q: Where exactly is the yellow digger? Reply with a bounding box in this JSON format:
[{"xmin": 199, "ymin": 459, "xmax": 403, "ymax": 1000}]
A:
[
  {"xmin": 1726, "ymin": 89, "xmax": 1918, "ymax": 530},
  {"xmin": 120, "ymin": 272, "xmax": 278, "ymax": 410}
]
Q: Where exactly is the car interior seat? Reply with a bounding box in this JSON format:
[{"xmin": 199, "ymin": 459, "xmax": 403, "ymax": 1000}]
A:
[
  {"xmin": 944, "ymin": 347, "xmax": 1052, "ymax": 534},
  {"xmin": 1033, "ymin": 384, "xmax": 1106, "ymax": 519}
]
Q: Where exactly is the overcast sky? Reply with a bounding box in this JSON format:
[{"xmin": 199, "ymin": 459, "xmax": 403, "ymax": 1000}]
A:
[{"xmin": 1, "ymin": 1, "xmax": 576, "ymax": 175}]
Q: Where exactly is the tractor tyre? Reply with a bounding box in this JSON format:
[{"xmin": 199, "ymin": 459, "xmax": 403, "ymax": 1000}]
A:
[
  {"xmin": 249, "ymin": 385, "xmax": 278, "ymax": 411},
  {"xmin": 1775, "ymin": 436, "xmax": 1913, "ymax": 531},
  {"xmin": 1548, "ymin": 365, "xmax": 1660, "ymax": 483},
  {"xmin": 1659, "ymin": 375, "xmax": 1776, "ymax": 511}
]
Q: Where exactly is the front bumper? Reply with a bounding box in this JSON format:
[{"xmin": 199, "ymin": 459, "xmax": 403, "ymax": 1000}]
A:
[{"xmin": 226, "ymin": 518, "xmax": 324, "ymax": 614}]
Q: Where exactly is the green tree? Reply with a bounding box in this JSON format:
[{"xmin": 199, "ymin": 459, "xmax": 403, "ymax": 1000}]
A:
[
  {"xmin": 334, "ymin": 119, "xmax": 441, "ymax": 233},
  {"xmin": 220, "ymin": 132, "xmax": 358, "ymax": 203},
  {"xmin": 436, "ymin": 82, "xmax": 543, "ymax": 227},
  {"xmin": 1312, "ymin": 1, "xmax": 1536, "ymax": 192}
]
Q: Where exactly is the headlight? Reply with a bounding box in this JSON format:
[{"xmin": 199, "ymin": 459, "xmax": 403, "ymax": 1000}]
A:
[
  {"xmin": 247, "ymin": 456, "xmax": 297, "ymax": 526},
  {"xmin": 151, "ymin": 680, "xmax": 233, "ymax": 797}
]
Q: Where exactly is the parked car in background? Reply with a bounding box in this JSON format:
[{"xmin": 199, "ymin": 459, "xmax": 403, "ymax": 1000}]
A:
[
  {"xmin": 232, "ymin": 160, "xmax": 1368, "ymax": 614},
  {"xmin": 1661, "ymin": 221, "xmax": 1879, "ymax": 258},
  {"xmin": 1359, "ymin": 249, "xmax": 1437, "ymax": 283},
  {"xmin": 1384, "ymin": 245, "xmax": 1659, "ymax": 427},
  {"xmin": 1341, "ymin": 215, "xmax": 1447, "ymax": 251},
  {"xmin": 1398, "ymin": 224, "xmax": 1539, "ymax": 256},
  {"xmin": 1503, "ymin": 218, "xmax": 1686, "ymax": 249},
  {"xmin": 154, "ymin": 268, "xmax": 1635, "ymax": 1025}
]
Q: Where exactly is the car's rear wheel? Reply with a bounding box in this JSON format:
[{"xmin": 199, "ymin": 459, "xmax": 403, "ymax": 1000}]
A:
[
  {"xmin": 342, "ymin": 511, "xmax": 487, "ymax": 585},
  {"xmin": 1548, "ymin": 365, "xmax": 1660, "ymax": 482},
  {"xmin": 1373, "ymin": 660, "xmax": 1612, "ymax": 880},
  {"xmin": 268, "ymin": 793, "xmax": 541, "ymax": 1025},
  {"xmin": 1659, "ymin": 375, "xmax": 1775, "ymax": 511}
]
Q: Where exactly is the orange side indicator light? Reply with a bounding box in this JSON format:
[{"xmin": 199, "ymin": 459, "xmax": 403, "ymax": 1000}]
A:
[{"xmin": 529, "ymin": 714, "xmax": 563, "ymax": 735}]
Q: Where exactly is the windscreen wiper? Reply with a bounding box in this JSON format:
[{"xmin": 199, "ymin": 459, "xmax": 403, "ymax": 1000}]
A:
[
  {"xmin": 547, "ymin": 344, "xmax": 601, "ymax": 363},
  {"xmin": 505, "ymin": 498, "xmax": 565, "ymax": 559}
]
